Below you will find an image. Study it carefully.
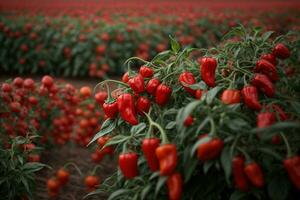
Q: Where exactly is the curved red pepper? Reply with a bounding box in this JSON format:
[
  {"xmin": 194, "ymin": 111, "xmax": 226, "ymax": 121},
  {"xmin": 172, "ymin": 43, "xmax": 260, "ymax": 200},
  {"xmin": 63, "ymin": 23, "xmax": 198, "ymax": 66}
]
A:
[
  {"xmin": 232, "ymin": 156, "xmax": 249, "ymax": 192},
  {"xmin": 142, "ymin": 138, "xmax": 160, "ymax": 172},
  {"xmin": 199, "ymin": 57, "xmax": 217, "ymax": 87},
  {"xmin": 244, "ymin": 162, "xmax": 265, "ymax": 188},
  {"xmin": 260, "ymin": 53, "xmax": 277, "ymax": 65},
  {"xmin": 155, "ymin": 144, "xmax": 177, "ymax": 176},
  {"xmin": 167, "ymin": 172, "xmax": 183, "ymax": 200},
  {"xmin": 102, "ymin": 101, "xmax": 118, "ymax": 119},
  {"xmin": 251, "ymin": 73, "xmax": 275, "ymax": 97},
  {"xmin": 128, "ymin": 75, "xmax": 145, "ymax": 94},
  {"xmin": 118, "ymin": 152, "xmax": 138, "ymax": 179},
  {"xmin": 117, "ymin": 93, "xmax": 138, "ymax": 125},
  {"xmin": 139, "ymin": 66, "xmax": 154, "ymax": 78},
  {"xmin": 241, "ymin": 85, "xmax": 262, "ymax": 111},
  {"xmin": 155, "ymin": 84, "xmax": 172, "ymax": 106},
  {"xmin": 284, "ymin": 156, "xmax": 300, "ymax": 190},
  {"xmin": 197, "ymin": 136, "xmax": 224, "ymax": 161},
  {"xmin": 178, "ymin": 71, "xmax": 196, "ymax": 95},
  {"xmin": 255, "ymin": 59, "xmax": 279, "ymax": 82},
  {"xmin": 146, "ymin": 78, "xmax": 161, "ymax": 95},
  {"xmin": 272, "ymin": 43, "xmax": 290, "ymax": 59},
  {"xmin": 221, "ymin": 89, "xmax": 241, "ymax": 105},
  {"xmin": 136, "ymin": 96, "xmax": 151, "ymax": 115}
]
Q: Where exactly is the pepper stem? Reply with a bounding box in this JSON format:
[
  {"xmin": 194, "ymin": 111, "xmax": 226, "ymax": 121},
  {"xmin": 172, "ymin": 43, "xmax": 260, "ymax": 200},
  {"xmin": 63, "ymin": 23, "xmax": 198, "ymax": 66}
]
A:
[
  {"xmin": 91, "ymin": 164, "xmax": 103, "ymax": 176},
  {"xmin": 64, "ymin": 162, "xmax": 82, "ymax": 176},
  {"xmin": 144, "ymin": 112, "xmax": 169, "ymax": 144},
  {"xmin": 94, "ymin": 80, "xmax": 129, "ymax": 95},
  {"xmin": 280, "ymin": 132, "xmax": 292, "ymax": 158},
  {"xmin": 105, "ymin": 83, "xmax": 114, "ymax": 103},
  {"xmin": 208, "ymin": 117, "xmax": 216, "ymax": 137}
]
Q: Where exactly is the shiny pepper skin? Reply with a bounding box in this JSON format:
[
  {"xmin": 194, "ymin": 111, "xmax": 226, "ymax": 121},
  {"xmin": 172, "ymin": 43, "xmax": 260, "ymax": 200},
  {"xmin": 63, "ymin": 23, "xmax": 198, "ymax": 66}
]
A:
[
  {"xmin": 179, "ymin": 71, "xmax": 196, "ymax": 95},
  {"xmin": 284, "ymin": 156, "xmax": 300, "ymax": 190},
  {"xmin": 251, "ymin": 73, "xmax": 275, "ymax": 97},
  {"xmin": 272, "ymin": 43, "xmax": 291, "ymax": 59},
  {"xmin": 122, "ymin": 72, "xmax": 129, "ymax": 83},
  {"xmin": 167, "ymin": 173, "xmax": 183, "ymax": 200},
  {"xmin": 117, "ymin": 93, "xmax": 138, "ymax": 125},
  {"xmin": 155, "ymin": 144, "xmax": 177, "ymax": 176},
  {"xmin": 128, "ymin": 75, "xmax": 145, "ymax": 93},
  {"xmin": 142, "ymin": 138, "xmax": 160, "ymax": 172},
  {"xmin": 199, "ymin": 57, "xmax": 217, "ymax": 87},
  {"xmin": 241, "ymin": 85, "xmax": 262, "ymax": 111},
  {"xmin": 260, "ymin": 53, "xmax": 277, "ymax": 65},
  {"xmin": 136, "ymin": 96, "xmax": 151, "ymax": 115},
  {"xmin": 146, "ymin": 78, "xmax": 161, "ymax": 95},
  {"xmin": 197, "ymin": 136, "xmax": 224, "ymax": 161},
  {"xmin": 102, "ymin": 101, "xmax": 118, "ymax": 119},
  {"xmin": 155, "ymin": 84, "xmax": 172, "ymax": 106},
  {"xmin": 221, "ymin": 89, "xmax": 241, "ymax": 105},
  {"xmin": 244, "ymin": 162, "xmax": 265, "ymax": 188},
  {"xmin": 255, "ymin": 59, "xmax": 279, "ymax": 82},
  {"xmin": 232, "ymin": 156, "xmax": 249, "ymax": 191},
  {"xmin": 119, "ymin": 152, "xmax": 138, "ymax": 179},
  {"xmin": 139, "ymin": 66, "xmax": 154, "ymax": 78},
  {"xmin": 257, "ymin": 112, "xmax": 276, "ymax": 128}
]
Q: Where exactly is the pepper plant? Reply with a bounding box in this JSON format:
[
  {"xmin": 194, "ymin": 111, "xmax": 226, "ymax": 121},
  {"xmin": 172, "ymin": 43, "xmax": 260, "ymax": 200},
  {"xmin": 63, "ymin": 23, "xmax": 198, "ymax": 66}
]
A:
[{"xmin": 87, "ymin": 26, "xmax": 300, "ymax": 200}]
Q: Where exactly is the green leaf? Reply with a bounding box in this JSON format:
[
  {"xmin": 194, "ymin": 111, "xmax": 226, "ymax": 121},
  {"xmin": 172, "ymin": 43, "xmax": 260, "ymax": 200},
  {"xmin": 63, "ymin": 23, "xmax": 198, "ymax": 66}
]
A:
[
  {"xmin": 268, "ymin": 174, "xmax": 290, "ymax": 200},
  {"xmin": 103, "ymin": 135, "xmax": 130, "ymax": 148},
  {"xmin": 165, "ymin": 121, "xmax": 176, "ymax": 129},
  {"xmin": 22, "ymin": 162, "xmax": 47, "ymax": 173},
  {"xmin": 229, "ymin": 190, "xmax": 247, "ymax": 200},
  {"xmin": 221, "ymin": 146, "xmax": 232, "ymax": 185},
  {"xmin": 155, "ymin": 176, "xmax": 167, "ymax": 197},
  {"xmin": 87, "ymin": 119, "xmax": 117, "ymax": 146},
  {"xmin": 206, "ymin": 86, "xmax": 222, "ymax": 105},
  {"xmin": 130, "ymin": 123, "xmax": 146, "ymax": 135},
  {"xmin": 141, "ymin": 185, "xmax": 152, "ymax": 200},
  {"xmin": 169, "ymin": 35, "xmax": 180, "ymax": 53},
  {"xmin": 262, "ymin": 31, "xmax": 274, "ymax": 42},
  {"xmin": 203, "ymin": 160, "xmax": 214, "ymax": 174},
  {"xmin": 108, "ymin": 189, "xmax": 130, "ymax": 200},
  {"xmin": 252, "ymin": 122, "xmax": 300, "ymax": 135}
]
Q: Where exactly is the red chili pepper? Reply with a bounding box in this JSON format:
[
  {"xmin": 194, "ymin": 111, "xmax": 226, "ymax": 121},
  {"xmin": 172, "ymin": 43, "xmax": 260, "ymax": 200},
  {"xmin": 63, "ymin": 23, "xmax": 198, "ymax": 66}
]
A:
[
  {"xmin": 178, "ymin": 71, "xmax": 196, "ymax": 95},
  {"xmin": 167, "ymin": 172, "xmax": 183, "ymax": 200},
  {"xmin": 184, "ymin": 115, "xmax": 194, "ymax": 127},
  {"xmin": 146, "ymin": 78, "xmax": 161, "ymax": 95},
  {"xmin": 118, "ymin": 152, "xmax": 138, "ymax": 179},
  {"xmin": 232, "ymin": 156, "xmax": 249, "ymax": 192},
  {"xmin": 95, "ymin": 91, "xmax": 108, "ymax": 105},
  {"xmin": 139, "ymin": 66, "xmax": 154, "ymax": 78},
  {"xmin": 244, "ymin": 162, "xmax": 265, "ymax": 188},
  {"xmin": 128, "ymin": 75, "xmax": 145, "ymax": 94},
  {"xmin": 260, "ymin": 53, "xmax": 277, "ymax": 65},
  {"xmin": 155, "ymin": 144, "xmax": 177, "ymax": 176},
  {"xmin": 117, "ymin": 93, "xmax": 138, "ymax": 125},
  {"xmin": 142, "ymin": 138, "xmax": 160, "ymax": 172},
  {"xmin": 136, "ymin": 96, "xmax": 151, "ymax": 115},
  {"xmin": 283, "ymin": 155, "xmax": 300, "ymax": 190},
  {"xmin": 257, "ymin": 112, "xmax": 276, "ymax": 128},
  {"xmin": 221, "ymin": 89, "xmax": 241, "ymax": 105},
  {"xmin": 197, "ymin": 136, "xmax": 224, "ymax": 161},
  {"xmin": 255, "ymin": 59, "xmax": 279, "ymax": 82},
  {"xmin": 266, "ymin": 104, "xmax": 288, "ymax": 121},
  {"xmin": 251, "ymin": 73, "xmax": 275, "ymax": 97},
  {"xmin": 198, "ymin": 57, "xmax": 217, "ymax": 87},
  {"xmin": 122, "ymin": 72, "xmax": 129, "ymax": 83},
  {"xmin": 194, "ymin": 89, "xmax": 202, "ymax": 99},
  {"xmin": 241, "ymin": 85, "xmax": 262, "ymax": 111},
  {"xmin": 155, "ymin": 84, "xmax": 172, "ymax": 106},
  {"xmin": 272, "ymin": 43, "xmax": 290, "ymax": 59},
  {"xmin": 102, "ymin": 101, "xmax": 118, "ymax": 119}
]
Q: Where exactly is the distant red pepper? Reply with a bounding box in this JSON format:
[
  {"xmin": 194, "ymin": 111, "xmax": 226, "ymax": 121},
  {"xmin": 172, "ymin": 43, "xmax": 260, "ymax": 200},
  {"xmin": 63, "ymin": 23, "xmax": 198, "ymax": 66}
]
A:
[
  {"xmin": 244, "ymin": 162, "xmax": 265, "ymax": 188},
  {"xmin": 102, "ymin": 101, "xmax": 118, "ymax": 119},
  {"xmin": 139, "ymin": 66, "xmax": 154, "ymax": 78},
  {"xmin": 257, "ymin": 112, "xmax": 276, "ymax": 128},
  {"xmin": 272, "ymin": 43, "xmax": 290, "ymax": 59},
  {"xmin": 142, "ymin": 138, "xmax": 160, "ymax": 172},
  {"xmin": 197, "ymin": 136, "xmax": 224, "ymax": 161},
  {"xmin": 117, "ymin": 93, "xmax": 138, "ymax": 125},
  {"xmin": 221, "ymin": 89, "xmax": 241, "ymax": 105},
  {"xmin": 155, "ymin": 144, "xmax": 177, "ymax": 176},
  {"xmin": 95, "ymin": 91, "xmax": 108, "ymax": 105},
  {"xmin": 184, "ymin": 115, "xmax": 194, "ymax": 127},
  {"xmin": 136, "ymin": 96, "xmax": 151, "ymax": 115},
  {"xmin": 146, "ymin": 78, "xmax": 161, "ymax": 95},
  {"xmin": 255, "ymin": 59, "xmax": 279, "ymax": 82},
  {"xmin": 283, "ymin": 156, "xmax": 300, "ymax": 190},
  {"xmin": 241, "ymin": 85, "xmax": 262, "ymax": 111},
  {"xmin": 118, "ymin": 152, "xmax": 138, "ymax": 179},
  {"xmin": 128, "ymin": 75, "xmax": 145, "ymax": 93},
  {"xmin": 179, "ymin": 71, "xmax": 196, "ymax": 95},
  {"xmin": 232, "ymin": 156, "xmax": 249, "ymax": 192},
  {"xmin": 199, "ymin": 57, "xmax": 217, "ymax": 87},
  {"xmin": 167, "ymin": 172, "xmax": 183, "ymax": 200},
  {"xmin": 260, "ymin": 53, "xmax": 277, "ymax": 65},
  {"xmin": 155, "ymin": 84, "xmax": 172, "ymax": 106},
  {"xmin": 251, "ymin": 73, "xmax": 275, "ymax": 97}
]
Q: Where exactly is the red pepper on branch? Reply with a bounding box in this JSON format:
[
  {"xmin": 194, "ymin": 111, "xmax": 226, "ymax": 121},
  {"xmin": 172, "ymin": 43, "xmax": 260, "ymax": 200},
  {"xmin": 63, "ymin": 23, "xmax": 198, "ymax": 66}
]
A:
[
  {"xmin": 284, "ymin": 155, "xmax": 300, "ymax": 190},
  {"xmin": 118, "ymin": 152, "xmax": 138, "ymax": 179},
  {"xmin": 255, "ymin": 59, "xmax": 279, "ymax": 82},
  {"xmin": 232, "ymin": 156, "xmax": 249, "ymax": 192},
  {"xmin": 167, "ymin": 172, "xmax": 183, "ymax": 200},
  {"xmin": 241, "ymin": 85, "xmax": 262, "ymax": 111},
  {"xmin": 139, "ymin": 66, "xmax": 154, "ymax": 78},
  {"xmin": 221, "ymin": 89, "xmax": 241, "ymax": 105},
  {"xmin": 194, "ymin": 89, "xmax": 202, "ymax": 99},
  {"xmin": 266, "ymin": 104, "xmax": 288, "ymax": 121},
  {"xmin": 102, "ymin": 101, "xmax": 118, "ymax": 119},
  {"xmin": 272, "ymin": 43, "xmax": 291, "ymax": 59},
  {"xmin": 257, "ymin": 112, "xmax": 276, "ymax": 128},
  {"xmin": 122, "ymin": 72, "xmax": 129, "ymax": 83},
  {"xmin": 260, "ymin": 53, "xmax": 277, "ymax": 65},
  {"xmin": 178, "ymin": 71, "xmax": 196, "ymax": 95},
  {"xmin": 117, "ymin": 93, "xmax": 138, "ymax": 125},
  {"xmin": 146, "ymin": 78, "xmax": 161, "ymax": 95},
  {"xmin": 142, "ymin": 138, "xmax": 160, "ymax": 172},
  {"xmin": 184, "ymin": 115, "xmax": 194, "ymax": 127},
  {"xmin": 155, "ymin": 144, "xmax": 177, "ymax": 176},
  {"xmin": 198, "ymin": 57, "xmax": 217, "ymax": 87},
  {"xmin": 251, "ymin": 73, "xmax": 275, "ymax": 97},
  {"xmin": 128, "ymin": 75, "xmax": 145, "ymax": 94},
  {"xmin": 155, "ymin": 84, "xmax": 172, "ymax": 106},
  {"xmin": 197, "ymin": 135, "xmax": 224, "ymax": 161},
  {"xmin": 244, "ymin": 162, "xmax": 265, "ymax": 188},
  {"xmin": 136, "ymin": 96, "xmax": 151, "ymax": 115}
]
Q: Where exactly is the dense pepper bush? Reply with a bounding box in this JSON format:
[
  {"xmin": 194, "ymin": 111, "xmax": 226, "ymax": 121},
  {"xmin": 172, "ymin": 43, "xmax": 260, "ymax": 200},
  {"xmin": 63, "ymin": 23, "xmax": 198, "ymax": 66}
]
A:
[{"xmin": 87, "ymin": 26, "xmax": 300, "ymax": 199}]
